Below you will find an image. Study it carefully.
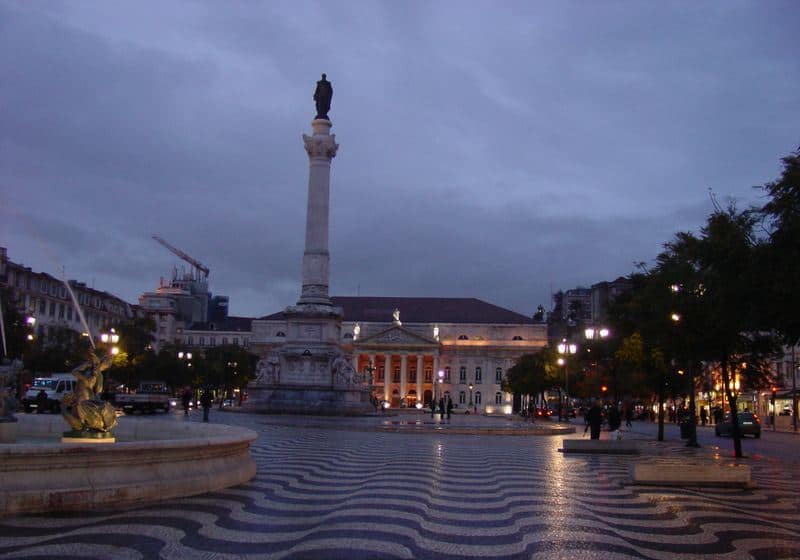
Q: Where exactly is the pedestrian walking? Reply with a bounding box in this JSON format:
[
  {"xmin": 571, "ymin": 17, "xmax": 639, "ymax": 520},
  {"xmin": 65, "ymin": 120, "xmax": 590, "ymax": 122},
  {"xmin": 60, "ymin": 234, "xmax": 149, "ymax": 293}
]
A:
[
  {"xmin": 586, "ymin": 400, "xmax": 604, "ymax": 440},
  {"xmin": 439, "ymin": 397, "xmax": 445, "ymax": 420},
  {"xmin": 201, "ymin": 389, "xmax": 212, "ymax": 423},
  {"xmin": 36, "ymin": 389, "xmax": 48, "ymax": 413},
  {"xmin": 430, "ymin": 398, "xmax": 436, "ymax": 418},
  {"xmin": 699, "ymin": 406, "xmax": 708, "ymax": 426},
  {"xmin": 607, "ymin": 405, "xmax": 621, "ymax": 433},
  {"xmin": 624, "ymin": 405, "xmax": 633, "ymax": 428},
  {"xmin": 446, "ymin": 396, "xmax": 453, "ymax": 422},
  {"xmin": 181, "ymin": 387, "xmax": 192, "ymax": 416}
]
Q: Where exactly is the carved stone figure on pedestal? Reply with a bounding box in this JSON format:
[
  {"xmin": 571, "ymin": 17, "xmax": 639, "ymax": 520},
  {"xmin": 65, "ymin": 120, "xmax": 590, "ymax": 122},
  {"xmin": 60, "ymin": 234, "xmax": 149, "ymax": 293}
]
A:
[
  {"xmin": 331, "ymin": 350, "xmax": 357, "ymax": 387},
  {"xmin": 314, "ymin": 73, "xmax": 333, "ymax": 120}
]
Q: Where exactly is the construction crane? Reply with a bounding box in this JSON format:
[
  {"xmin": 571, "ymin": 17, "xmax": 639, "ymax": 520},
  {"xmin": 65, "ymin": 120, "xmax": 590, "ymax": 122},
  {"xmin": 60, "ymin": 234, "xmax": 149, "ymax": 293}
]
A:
[{"xmin": 152, "ymin": 235, "xmax": 210, "ymax": 279}]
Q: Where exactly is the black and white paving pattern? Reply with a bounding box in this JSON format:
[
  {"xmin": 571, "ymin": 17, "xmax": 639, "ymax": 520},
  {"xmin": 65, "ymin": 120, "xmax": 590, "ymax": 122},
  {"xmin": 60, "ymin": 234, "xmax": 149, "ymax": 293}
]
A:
[{"xmin": 1, "ymin": 413, "xmax": 798, "ymax": 559}]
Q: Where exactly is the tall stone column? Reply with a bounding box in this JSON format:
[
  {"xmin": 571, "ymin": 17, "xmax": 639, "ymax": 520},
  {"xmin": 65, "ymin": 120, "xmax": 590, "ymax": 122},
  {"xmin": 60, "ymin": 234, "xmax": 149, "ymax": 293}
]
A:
[
  {"xmin": 299, "ymin": 120, "xmax": 339, "ymax": 306},
  {"xmin": 384, "ymin": 354, "xmax": 392, "ymax": 403},
  {"xmin": 416, "ymin": 354, "xmax": 424, "ymax": 404}
]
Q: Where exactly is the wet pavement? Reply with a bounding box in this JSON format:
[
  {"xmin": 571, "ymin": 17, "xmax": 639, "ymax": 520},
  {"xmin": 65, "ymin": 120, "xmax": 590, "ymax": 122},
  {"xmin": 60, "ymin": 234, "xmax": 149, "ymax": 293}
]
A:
[{"xmin": 1, "ymin": 412, "xmax": 799, "ymax": 559}]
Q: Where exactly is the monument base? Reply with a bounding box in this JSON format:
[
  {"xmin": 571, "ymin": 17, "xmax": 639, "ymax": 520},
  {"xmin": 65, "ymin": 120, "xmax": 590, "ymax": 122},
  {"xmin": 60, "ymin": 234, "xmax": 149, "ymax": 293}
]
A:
[
  {"xmin": 245, "ymin": 384, "xmax": 373, "ymax": 416},
  {"xmin": 62, "ymin": 430, "xmax": 116, "ymax": 443}
]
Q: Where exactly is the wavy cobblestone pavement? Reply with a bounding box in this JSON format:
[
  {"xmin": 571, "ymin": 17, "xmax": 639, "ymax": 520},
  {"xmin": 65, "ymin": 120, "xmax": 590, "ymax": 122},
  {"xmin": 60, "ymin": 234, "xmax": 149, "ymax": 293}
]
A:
[{"xmin": 1, "ymin": 413, "xmax": 799, "ymax": 559}]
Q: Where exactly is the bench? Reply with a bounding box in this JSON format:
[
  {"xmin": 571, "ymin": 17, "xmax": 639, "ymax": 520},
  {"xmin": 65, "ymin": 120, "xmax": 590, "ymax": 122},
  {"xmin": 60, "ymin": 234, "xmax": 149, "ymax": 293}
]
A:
[
  {"xmin": 631, "ymin": 463, "xmax": 752, "ymax": 487},
  {"xmin": 560, "ymin": 439, "xmax": 639, "ymax": 454}
]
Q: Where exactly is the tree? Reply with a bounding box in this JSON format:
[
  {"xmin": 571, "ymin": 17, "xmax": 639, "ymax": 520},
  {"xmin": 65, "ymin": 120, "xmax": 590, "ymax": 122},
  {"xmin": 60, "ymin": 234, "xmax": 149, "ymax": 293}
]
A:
[
  {"xmin": 0, "ymin": 287, "xmax": 32, "ymax": 362},
  {"xmin": 503, "ymin": 348, "xmax": 559, "ymax": 415},
  {"xmin": 607, "ymin": 273, "xmax": 676, "ymax": 441},
  {"xmin": 201, "ymin": 344, "xmax": 258, "ymax": 406},
  {"xmin": 758, "ymin": 147, "xmax": 800, "ymax": 428},
  {"xmin": 105, "ymin": 317, "xmax": 156, "ymax": 390},
  {"xmin": 24, "ymin": 326, "xmax": 91, "ymax": 374},
  {"xmin": 654, "ymin": 207, "xmax": 777, "ymax": 457}
]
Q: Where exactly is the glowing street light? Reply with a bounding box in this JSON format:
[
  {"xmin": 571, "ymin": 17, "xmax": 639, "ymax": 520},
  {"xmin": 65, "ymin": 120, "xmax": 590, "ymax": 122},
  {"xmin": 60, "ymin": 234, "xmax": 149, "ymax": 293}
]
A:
[{"xmin": 584, "ymin": 327, "xmax": 610, "ymax": 340}]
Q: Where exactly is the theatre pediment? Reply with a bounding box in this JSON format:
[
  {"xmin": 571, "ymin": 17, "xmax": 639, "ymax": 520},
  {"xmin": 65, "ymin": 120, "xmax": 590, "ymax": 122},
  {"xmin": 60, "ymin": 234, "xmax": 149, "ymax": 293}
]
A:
[{"xmin": 358, "ymin": 326, "xmax": 438, "ymax": 347}]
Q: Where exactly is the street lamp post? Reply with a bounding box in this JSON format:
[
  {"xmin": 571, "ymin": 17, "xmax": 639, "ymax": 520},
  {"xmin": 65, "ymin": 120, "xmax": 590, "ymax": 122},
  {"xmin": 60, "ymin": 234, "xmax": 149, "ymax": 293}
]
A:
[
  {"xmin": 557, "ymin": 339, "xmax": 577, "ymax": 422},
  {"xmin": 437, "ymin": 370, "xmax": 444, "ymax": 419},
  {"xmin": 468, "ymin": 383, "xmax": 474, "ymax": 414}
]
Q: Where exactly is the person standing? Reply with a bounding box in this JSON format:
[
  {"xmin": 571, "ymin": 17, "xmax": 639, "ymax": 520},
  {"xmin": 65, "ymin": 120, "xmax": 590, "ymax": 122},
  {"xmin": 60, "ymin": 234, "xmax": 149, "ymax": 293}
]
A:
[
  {"xmin": 700, "ymin": 406, "xmax": 708, "ymax": 426},
  {"xmin": 201, "ymin": 389, "xmax": 212, "ymax": 423},
  {"xmin": 181, "ymin": 387, "xmax": 192, "ymax": 416},
  {"xmin": 586, "ymin": 400, "xmax": 604, "ymax": 440},
  {"xmin": 36, "ymin": 389, "xmax": 48, "ymax": 413},
  {"xmin": 446, "ymin": 396, "xmax": 453, "ymax": 423},
  {"xmin": 430, "ymin": 398, "xmax": 436, "ymax": 419},
  {"xmin": 624, "ymin": 404, "xmax": 633, "ymax": 428},
  {"xmin": 438, "ymin": 396, "xmax": 445, "ymax": 421},
  {"xmin": 607, "ymin": 404, "xmax": 621, "ymax": 433}
]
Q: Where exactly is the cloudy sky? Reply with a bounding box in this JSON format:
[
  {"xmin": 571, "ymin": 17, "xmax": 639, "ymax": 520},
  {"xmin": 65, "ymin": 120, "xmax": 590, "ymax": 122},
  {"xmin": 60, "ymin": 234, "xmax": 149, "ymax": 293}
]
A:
[{"xmin": 2, "ymin": 1, "xmax": 798, "ymax": 319}]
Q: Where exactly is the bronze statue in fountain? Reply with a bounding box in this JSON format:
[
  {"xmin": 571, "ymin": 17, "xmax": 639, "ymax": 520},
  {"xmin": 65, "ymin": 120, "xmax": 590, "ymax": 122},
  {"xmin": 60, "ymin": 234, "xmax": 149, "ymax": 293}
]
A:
[{"xmin": 62, "ymin": 351, "xmax": 117, "ymax": 440}]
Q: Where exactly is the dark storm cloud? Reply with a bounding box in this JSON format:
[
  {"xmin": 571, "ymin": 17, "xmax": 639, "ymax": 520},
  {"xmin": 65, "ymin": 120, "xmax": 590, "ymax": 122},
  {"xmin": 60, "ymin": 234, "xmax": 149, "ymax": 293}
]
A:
[{"xmin": 1, "ymin": 1, "xmax": 798, "ymax": 317}]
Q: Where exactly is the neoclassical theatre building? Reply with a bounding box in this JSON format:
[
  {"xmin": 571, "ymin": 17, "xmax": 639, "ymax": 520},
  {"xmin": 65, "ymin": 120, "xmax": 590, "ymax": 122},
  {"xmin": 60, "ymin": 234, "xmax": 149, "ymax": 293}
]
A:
[{"xmin": 252, "ymin": 297, "xmax": 547, "ymax": 413}]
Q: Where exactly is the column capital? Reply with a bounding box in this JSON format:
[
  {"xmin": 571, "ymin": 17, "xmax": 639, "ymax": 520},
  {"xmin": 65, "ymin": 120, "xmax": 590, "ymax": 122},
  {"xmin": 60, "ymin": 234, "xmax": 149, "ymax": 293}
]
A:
[{"xmin": 303, "ymin": 133, "xmax": 339, "ymax": 159}]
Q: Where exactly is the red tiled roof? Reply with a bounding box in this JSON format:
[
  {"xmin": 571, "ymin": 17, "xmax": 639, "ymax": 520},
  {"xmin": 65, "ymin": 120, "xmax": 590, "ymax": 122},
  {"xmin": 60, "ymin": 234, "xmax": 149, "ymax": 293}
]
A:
[{"xmin": 261, "ymin": 297, "xmax": 534, "ymax": 325}]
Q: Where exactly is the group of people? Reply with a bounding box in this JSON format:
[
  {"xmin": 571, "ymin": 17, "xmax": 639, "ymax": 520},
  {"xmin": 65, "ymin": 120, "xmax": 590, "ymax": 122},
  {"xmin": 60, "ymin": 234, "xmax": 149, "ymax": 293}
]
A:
[
  {"xmin": 431, "ymin": 395, "xmax": 454, "ymax": 422},
  {"xmin": 583, "ymin": 401, "xmax": 633, "ymax": 440}
]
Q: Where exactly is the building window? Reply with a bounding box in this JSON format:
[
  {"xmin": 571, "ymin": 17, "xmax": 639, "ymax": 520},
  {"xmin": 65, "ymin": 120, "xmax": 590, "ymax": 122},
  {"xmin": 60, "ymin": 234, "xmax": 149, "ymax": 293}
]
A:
[
  {"xmin": 475, "ymin": 391, "xmax": 482, "ymax": 405},
  {"xmin": 210, "ymin": 337, "xmax": 216, "ymax": 347},
  {"xmin": 199, "ymin": 337, "xmax": 205, "ymax": 346},
  {"xmin": 409, "ymin": 368, "xmax": 417, "ymax": 383},
  {"xmin": 222, "ymin": 337, "xmax": 228, "ymax": 345},
  {"xmin": 49, "ymin": 301, "xmax": 55, "ymax": 317},
  {"xmin": 39, "ymin": 299, "xmax": 46, "ymax": 313},
  {"xmin": 276, "ymin": 331, "xmax": 286, "ymax": 337},
  {"xmin": 233, "ymin": 337, "xmax": 239, "ymax": 345},
  {"xmin": 378, "ymin": 367, "xmax": 385, "ymax": 381},
  {"xmin": 496, "ymin": 367, "xmax": 503, "ymax": 383},
  {"xmin": 343, "ymin": 333, "xmax": 353, "ymax": 339},
  {"xmin": 495, "ymin": 392, "xmax": 503, "ymax": 404},
  {"xmin": 243, "ymin": 338, "xmax": 249, "ymax": 347},
  {"xmin": 459, "ymin": 366, "xmax": 466, "ymax": 383},
  {"xmin": 444, "ymin": 366, "xmax": 451, "ymax": 382},
  {"xmin": 187, "ymin": 337, "xmax": 194, "ymax": 346},
  {"xmin": 393, "ymin": 368, "xmax": 400, "ymax": 382},
  {"xmin": 475, "ymin": 367, "xmax": 482, "ymax": 383},
  {"xmin": 459, "ymin": 391, "xmax": 466, "ymax": 404},
  {"xmin": 424, "ymin": 369, "xmax": 432, "ymax": 382},
  {"xmin": 58, "ymin": 303, "xmax": 64, "ymax": 319},
  {"xmin": 458, "ymin": 335, "xmax": 469, "ymax": 340},
  {"xmin": 67, "ymin": 307, "xmax": 72, "ymax": 321}
]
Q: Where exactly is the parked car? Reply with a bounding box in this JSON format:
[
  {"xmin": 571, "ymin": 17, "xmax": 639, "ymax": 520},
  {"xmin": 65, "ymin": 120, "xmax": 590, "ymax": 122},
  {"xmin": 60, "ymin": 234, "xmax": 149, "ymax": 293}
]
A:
[
  {"xmin": 22, "ymin": 374, "xmax": 75, "ymax": 413},
  {"xmin": 715, "ymin": 412, "xmax": 761, "ymax": 438}
]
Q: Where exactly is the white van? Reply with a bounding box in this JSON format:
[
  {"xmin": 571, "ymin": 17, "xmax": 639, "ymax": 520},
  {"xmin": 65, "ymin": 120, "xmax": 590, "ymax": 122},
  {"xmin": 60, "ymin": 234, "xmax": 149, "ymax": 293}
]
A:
[{"xmin": 23, "ymin": 374, "xmax": 76, "ymax": 413}]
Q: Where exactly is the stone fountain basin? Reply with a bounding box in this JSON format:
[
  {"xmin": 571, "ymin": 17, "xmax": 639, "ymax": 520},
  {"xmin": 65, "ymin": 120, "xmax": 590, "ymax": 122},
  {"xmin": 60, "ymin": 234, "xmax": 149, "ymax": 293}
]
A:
[{"xmin": 0, "ymin": 414, "xmax": 257, "ymax": 515}]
